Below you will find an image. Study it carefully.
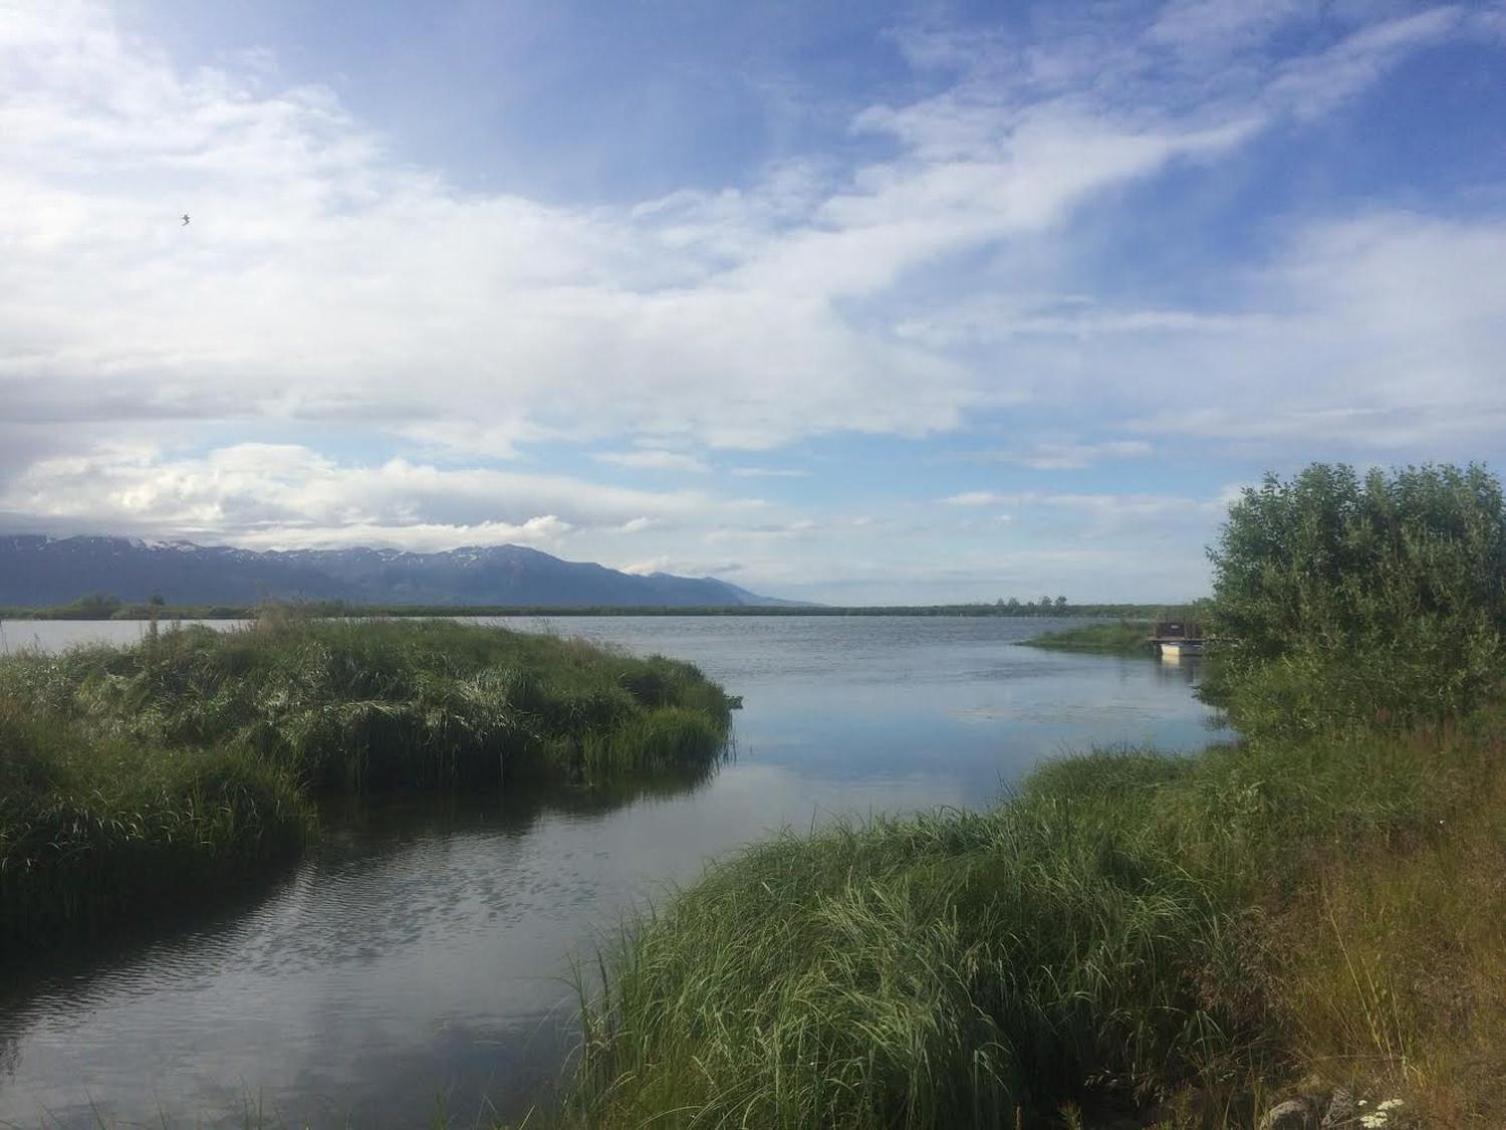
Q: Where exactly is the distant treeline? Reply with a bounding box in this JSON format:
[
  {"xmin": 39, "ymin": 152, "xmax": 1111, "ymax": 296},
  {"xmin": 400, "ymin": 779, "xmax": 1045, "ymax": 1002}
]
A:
[{"xmin": 0, "ymin": 593, "xmax": 1179, "ymax": 621}]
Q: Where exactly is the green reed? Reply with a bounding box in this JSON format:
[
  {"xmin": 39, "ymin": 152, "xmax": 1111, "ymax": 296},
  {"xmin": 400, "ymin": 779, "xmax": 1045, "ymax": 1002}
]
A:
[
  {"xmin": 564, "ymin": 712, "xmax": 1505, "ymax": 1128},
  {"xmin": 0, "ymin": 699, "xmax": 312, "ymax": 948},
  {"xmin": 0, "ymin": 617, "xmax": 734, "ymax": 946},
  {"xmin": 0, "ymin": 618, "xmax": 733, "ymax": 792}
]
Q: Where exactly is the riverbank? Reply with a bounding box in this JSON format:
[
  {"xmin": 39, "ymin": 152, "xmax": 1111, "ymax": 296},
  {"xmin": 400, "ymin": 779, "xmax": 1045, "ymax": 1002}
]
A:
[
  {"xmin": 564, "ymin": 715, "xmax": 1506, "ymax": 1127},
  {"xmin": 1019, "ymin": 619, "xmax": 1154, "ymax": 655},
  {"xmin": 565, "ymin": 464, "xmax": 1506, "ymax": 1128},
  {"xmin": 0, "ymin": 619, "xmax": 734, "ymax": 948}
]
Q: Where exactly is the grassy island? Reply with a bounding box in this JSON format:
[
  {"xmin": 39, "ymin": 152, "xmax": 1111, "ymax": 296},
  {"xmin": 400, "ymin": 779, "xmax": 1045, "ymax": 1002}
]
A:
[
  {"xmin": 0, "ymin": 619, "xmax": 733, "ymax": 949},
  {"xmin": 1020, "ymin": 618, "xmax": 1155, "ymax": 655},
  {"xmin": 564, "ymin": 464, "xmax": 1506, "ymax": 1128}
]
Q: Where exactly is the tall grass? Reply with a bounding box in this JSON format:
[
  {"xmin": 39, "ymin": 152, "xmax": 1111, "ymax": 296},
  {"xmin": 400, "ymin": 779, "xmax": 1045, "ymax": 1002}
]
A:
[
  {"xmin": 0, "ymin": 699, "xmax": 312, "ymax": 948},
  {"xmin": 1263, "ymin": 721, "xmax": 1506, "ymax": 1124},
  {"xmin": 0, "ymin": 618, "xmax": 734, "ymax": 791},
  {"xmin": 0, "ymin": 618, "xmax": 735, "ymax": 947},
  {"xmin": 565, "ymin": 715, "xmax": 1506, "ymax": 1127}
]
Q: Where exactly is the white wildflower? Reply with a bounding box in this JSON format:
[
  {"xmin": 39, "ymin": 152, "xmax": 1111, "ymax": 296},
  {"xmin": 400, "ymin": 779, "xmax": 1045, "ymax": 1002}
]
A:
[
  {"xmin": 1377, "ymin": 1099, "xmax": 1405, "ymax": 1112},
  {"xmin": 1359, "ymin": 1115, "xmax": 1387, "ymax": 1129}
]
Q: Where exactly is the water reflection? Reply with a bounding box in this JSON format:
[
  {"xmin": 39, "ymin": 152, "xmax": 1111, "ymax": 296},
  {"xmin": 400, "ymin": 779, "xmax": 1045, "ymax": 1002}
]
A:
[{"xmin": 0, "ymin": 772, "xmax": 717, "ymax": 1128}]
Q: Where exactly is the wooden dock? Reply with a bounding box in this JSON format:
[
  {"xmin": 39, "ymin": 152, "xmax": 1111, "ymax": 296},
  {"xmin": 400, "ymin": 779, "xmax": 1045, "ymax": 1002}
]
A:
[{"xmin": 1149, "ymin": 620, "xmax": 1206, "ymax": 658}]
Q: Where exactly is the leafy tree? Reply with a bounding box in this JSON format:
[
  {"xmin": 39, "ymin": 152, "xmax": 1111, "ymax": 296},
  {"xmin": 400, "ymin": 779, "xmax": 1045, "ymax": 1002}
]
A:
[
  {"xmin": 1054, "ymin": 595, "xmax": 1068, "ymax": 612},
  {"xmin": 1207, "ymin": 463, "xmax": 1506, "ymax": 736}
]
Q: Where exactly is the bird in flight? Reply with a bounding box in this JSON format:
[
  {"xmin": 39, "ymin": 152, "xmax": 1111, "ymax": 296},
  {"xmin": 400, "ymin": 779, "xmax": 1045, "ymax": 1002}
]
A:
[{"xmin": 181, "ymin": 214, "xmax": 190, "ymax": 225}]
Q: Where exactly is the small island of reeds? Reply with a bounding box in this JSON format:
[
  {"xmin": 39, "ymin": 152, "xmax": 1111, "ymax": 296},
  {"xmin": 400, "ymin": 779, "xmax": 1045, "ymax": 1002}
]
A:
[
  {"xmin": 1019, "ymin": 618, "xmax": 1155, "ymax": 655},
  {"xmin": 0, "ymin": 618, "xmax": 734, "ymax": 949}
]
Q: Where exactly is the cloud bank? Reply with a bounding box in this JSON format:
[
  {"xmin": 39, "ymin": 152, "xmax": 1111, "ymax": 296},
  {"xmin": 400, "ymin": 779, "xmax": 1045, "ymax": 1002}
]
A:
[{"xmin": 3, "ymin": 1, "xmax": 1504, "ymax": 599}]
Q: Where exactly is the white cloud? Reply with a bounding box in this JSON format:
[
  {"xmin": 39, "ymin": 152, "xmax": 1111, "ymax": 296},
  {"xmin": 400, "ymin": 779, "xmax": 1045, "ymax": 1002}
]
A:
[
  {"xmin": 0, "ymin": 442, "xmax": 712, "ymax": 549},
  {"xmin": 1265, "ymin": 8, "xmax": 1465, "ymax": 120},
  {"xmin": 943, "ymin": 491, "xmax": 1006, "ymax": 506},
  {"xmin": 730, "ymin": 467, "xmax": 811, "ymax": 479},
  {"xmin": 1, "ymin": 2, "xmax": 1501, "ymax": 599},
  {"xmin": 703, "ymin": 519, "xmax": 820, "ymax": 544},
  {"xmin": 894, "ymin": 301, "xmax": 1260, "ymax": 349},
  {"xmin": 615, "ymin": 516, "xmax": 662, "ymax": 534},
  {"xmin": 898, "ymin": 205, "xmax": 1506, "ymax": 460},
  {"xmin": 1118, "ymin": 212, "xmax": 1506, "ymax": 450},
  {"xmin": 2, "ymin": 0, "xmax": 1450, "ymax": 476},
  {"xmin": 978, "ymin": 439, "xmax": 1155, "ymax": 470},
  {"xmin": 944, "ymin": 487, "xmax": 1219, "ymax": 531},
  {"xmin": 233, "ymin": 516, "xmax": 572, "ymax": 553},
  {"xmin": 595, "ymin": 449, "xmax": 710, "ymax": 473},
  {"xmin": 621, "ymin": 556, "xmax": 743, "ymax": 577}
]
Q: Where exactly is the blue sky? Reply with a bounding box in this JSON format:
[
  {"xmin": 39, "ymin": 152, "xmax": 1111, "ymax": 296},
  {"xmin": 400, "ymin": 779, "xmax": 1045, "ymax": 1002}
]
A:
[{"xmin": 3, "ymin": 1, "xmax": 1506, "ymax": 602}]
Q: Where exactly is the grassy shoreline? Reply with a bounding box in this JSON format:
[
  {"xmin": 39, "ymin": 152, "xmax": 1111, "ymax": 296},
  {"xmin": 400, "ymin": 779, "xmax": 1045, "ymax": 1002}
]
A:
[
  {"xmin": 563, "ymin": 718, "xmax": 1506, "ymax": 1127},
  {"xmin": 0, "ymin": 619, "xmax": 734, "ymax": 949},
  {"xmin": 561, "ymin": 464, "xmax": 1506, "ymax": 1128}
]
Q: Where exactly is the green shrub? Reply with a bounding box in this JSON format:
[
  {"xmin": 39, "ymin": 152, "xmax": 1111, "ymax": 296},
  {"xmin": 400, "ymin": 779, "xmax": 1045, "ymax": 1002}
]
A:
[{"xmin": 1207, "ymin": 463, "xmax": 1506, "ymax": 737}]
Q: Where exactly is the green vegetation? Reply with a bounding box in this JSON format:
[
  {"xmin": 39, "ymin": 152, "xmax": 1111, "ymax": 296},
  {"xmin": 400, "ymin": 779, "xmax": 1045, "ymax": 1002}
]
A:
[
  {"xmin": 0, "ymin": 618, "xmax": 734, "ymax": 948},
  {"xmin": 0, "ymin": 699, "xmax": 311, "ymax": 945},
  {"xmin": 563, "ymin": 464, "xmax": 1506, "ymax": 1128},
  {"xmin": 1207, "ymin": 462, "xmax": 1506, "ymax": 740},
  {"xmin": 1020, "ymin": 618, "xmax": 1155, "ymax": 654},
  {"xmin": 570, "ymin": 721, "xmax": 1506, "ymax": 1127}
]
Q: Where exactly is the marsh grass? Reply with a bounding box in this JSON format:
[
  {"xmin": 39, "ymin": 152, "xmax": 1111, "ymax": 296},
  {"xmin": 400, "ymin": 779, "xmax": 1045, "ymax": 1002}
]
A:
[
  {"xmin": 0, "ymin": 618, "xmax": 734, "ymax": 946},
  {"xmin": 0, "ymin": 618, "xmax": 733, "ymax": 791},
  {"xmin": 564, "ymin": 714, "xmax": 1506, "ymax": 1127},
  {"xmin": 1021, "ymin": 620, "xmax": 1155, "ymax": 656},
  {"xmin": 0, "ymin": 699, "xmax": 312, "ymax": 948}
]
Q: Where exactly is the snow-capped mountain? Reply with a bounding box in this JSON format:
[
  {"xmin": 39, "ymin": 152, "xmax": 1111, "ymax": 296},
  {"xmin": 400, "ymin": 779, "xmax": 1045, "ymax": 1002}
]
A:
[{"xmin": 0, "ymin": 536, "xmax": 793, "ymax": 608}]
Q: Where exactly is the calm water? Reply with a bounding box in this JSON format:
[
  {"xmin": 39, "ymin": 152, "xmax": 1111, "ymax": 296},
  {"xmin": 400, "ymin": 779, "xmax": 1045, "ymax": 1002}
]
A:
[{"xmin": 0, "ymin": 617, "xmax": 1224, "ymax": 1127}]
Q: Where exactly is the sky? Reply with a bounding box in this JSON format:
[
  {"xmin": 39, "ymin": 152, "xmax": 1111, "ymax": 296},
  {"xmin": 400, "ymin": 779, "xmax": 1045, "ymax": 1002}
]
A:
[{"xmin": 3, "ymin": 0, "xmax": 1506, "ymax": 604}]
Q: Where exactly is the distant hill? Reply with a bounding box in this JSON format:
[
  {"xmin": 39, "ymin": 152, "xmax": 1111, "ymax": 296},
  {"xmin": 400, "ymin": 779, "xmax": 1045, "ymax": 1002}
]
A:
[{"xmin": 0, "ymin": 535, "xmax": 797, "ymax": 608}]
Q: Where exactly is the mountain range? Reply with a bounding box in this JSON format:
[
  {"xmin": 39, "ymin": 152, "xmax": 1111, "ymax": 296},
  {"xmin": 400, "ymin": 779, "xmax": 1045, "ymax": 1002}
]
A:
[{"xmin": 0, "ymin": 535, "xmax": 793, "ymax": 608}]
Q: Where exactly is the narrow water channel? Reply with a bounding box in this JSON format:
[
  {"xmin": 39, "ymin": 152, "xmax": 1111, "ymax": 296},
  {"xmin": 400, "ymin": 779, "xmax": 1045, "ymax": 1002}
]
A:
[{"xmin": 0, "ymin": 616, "xmax": 1226, "ymax": 1127}]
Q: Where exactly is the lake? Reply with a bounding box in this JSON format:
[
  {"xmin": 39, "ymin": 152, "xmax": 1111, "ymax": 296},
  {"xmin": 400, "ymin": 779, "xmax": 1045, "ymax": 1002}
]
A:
[{"xmin": 0, "ymin": 616, "xmax": 1225, "ymax": 1127}]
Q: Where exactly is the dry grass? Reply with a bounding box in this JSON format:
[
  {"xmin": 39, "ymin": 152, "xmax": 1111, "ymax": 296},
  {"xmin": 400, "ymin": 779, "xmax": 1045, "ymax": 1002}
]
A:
[{"xmin": 1267, "ymin": 745, "xmax": 1506, "ymax": 1127}]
